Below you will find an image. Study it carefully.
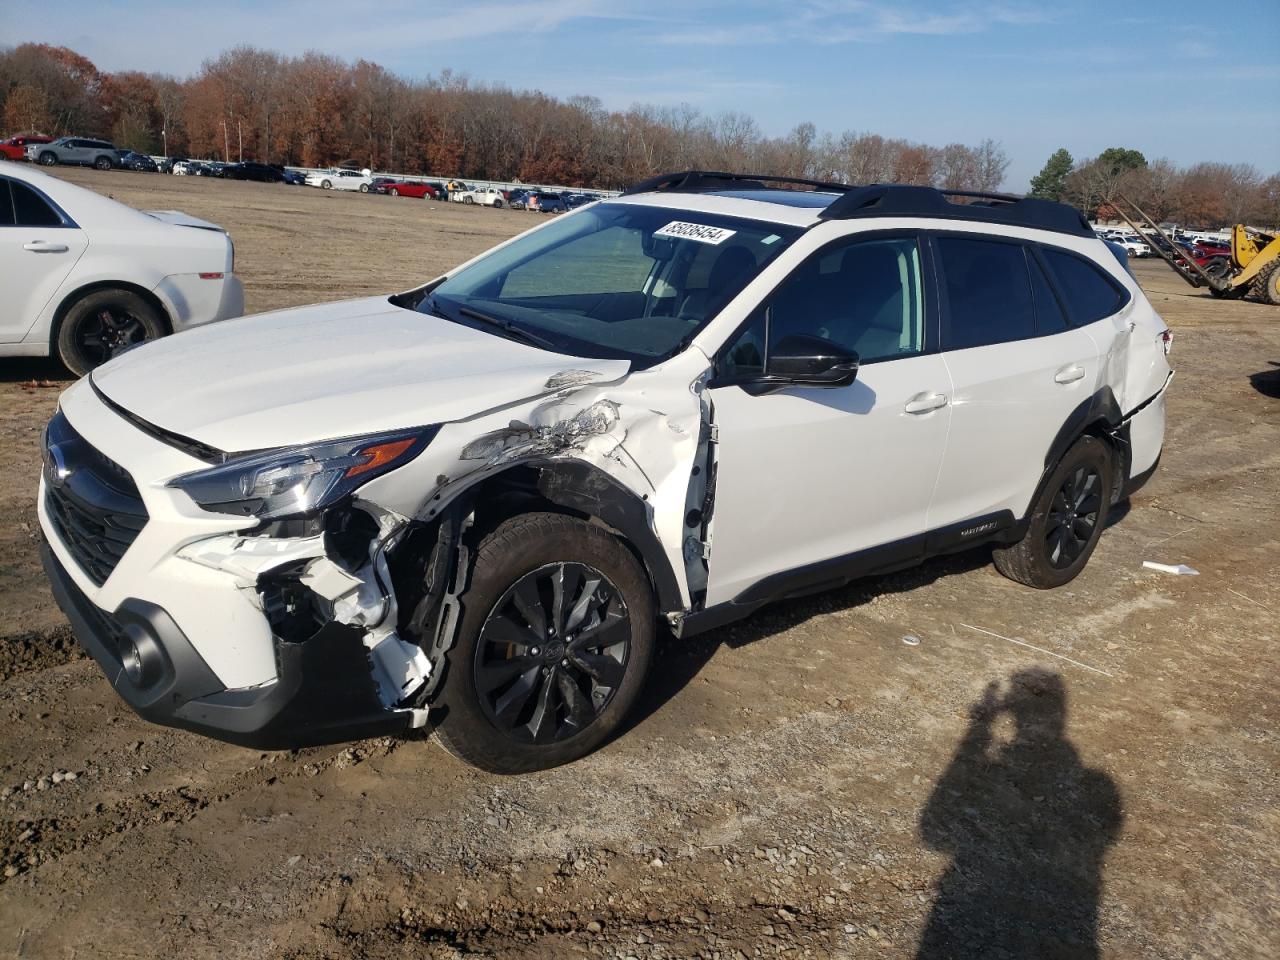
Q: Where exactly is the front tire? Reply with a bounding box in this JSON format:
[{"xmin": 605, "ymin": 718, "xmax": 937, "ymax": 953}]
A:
[
  {"xmin": 992, "ymin": 436, "xmax": 1113, "ymax": 589},
  {"xmin": 433, "ymin": 513, "xmax": 655, "ymax": 774},
  {"xmin": 492, "ymin": 199, "xmax": 503, "ymax": 208},
  {"xmin": 389, "ymin": 188, "xmax": 399, "ymax": 196},
  {"xmin": 39, "ymin": 152, "xmax": 57, "ymax": 166},
  {"xmin": 359, "ymin": 183, "xmax": 369, "ymax": 193},
  {"xmin": 1256, "ymin": 261, "xmax": 1280, "ymax": 305},
  {"xmin": 321, "ymin": 179, "xmax": 332, "ymax": 189},
  {"xmin": 93, "ymin": 155, "xmax": 112, "ymax": 170},
  {"xmin": 56, "ymin": 289, "xmax": 166, "ymax": 376}
]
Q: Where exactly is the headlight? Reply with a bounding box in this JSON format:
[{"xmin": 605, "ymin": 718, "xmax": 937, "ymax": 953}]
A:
[{"xmin": 168, "ymin": 427, "xmax": 437, "ymax": 520}]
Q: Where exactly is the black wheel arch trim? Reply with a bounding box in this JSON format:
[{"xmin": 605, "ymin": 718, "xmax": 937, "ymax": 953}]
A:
[
  {"xmin": 417, "ymin": 458, "xmax": 683, "ymax": 617},
  {"xmin": 531, "ymin": 460, "xmax": 683, "ymax": 614}
]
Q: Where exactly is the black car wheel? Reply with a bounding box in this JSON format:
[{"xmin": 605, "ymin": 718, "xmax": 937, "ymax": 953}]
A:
[
  {"xmin": 433, "ymin": 513, "xmax": 655, "ymax": 773},
  {"xmin": 38, "ymin": 152, "xmax": 57, "ymax": 166},
  {"xmin": 992, "ymin": 436, "xmax": 1113, "ymax": 589},
  {"xmin": 93, "ymin": 155, "xmax": 112, "ymax": 170},
  {"xmin": 56, "ymin": 289, "xmax": 166, "ymax": 376}
]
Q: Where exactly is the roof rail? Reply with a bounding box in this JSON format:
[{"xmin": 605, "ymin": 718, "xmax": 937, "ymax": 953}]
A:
[
  {"xmin": 818, "ymin": 184, "xmax": 1093, "ymax": 237},
  {"xmin": 621, "ymin": 170, "xmax": 1093, "ymax": 238},
  {"xmin": 621, "ymin": 170, "xmax": 854, "ymax": 196}
]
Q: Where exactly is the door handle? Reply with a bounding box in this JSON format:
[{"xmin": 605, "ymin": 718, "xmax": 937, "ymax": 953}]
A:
[
  {"xmin": 23, "ymin": 241, "xmax": 69, "ymax": 253},
  {"xmin": 1054, "ymin": 364, "xmax": 1086, "ymax": 384},
  {"xmin": 904, "ymin": 392, "xmax": 949, "ymax": 414}
]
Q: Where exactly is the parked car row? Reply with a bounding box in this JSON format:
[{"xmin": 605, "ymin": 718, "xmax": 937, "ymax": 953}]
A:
[{"xmin": 3, "ymin": 134, "xmax": 607, "ymax": 212}]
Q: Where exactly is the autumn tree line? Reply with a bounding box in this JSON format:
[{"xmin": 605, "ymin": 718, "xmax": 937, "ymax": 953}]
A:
[
  {"xmin": 0, "ymin": 42, "xmax": 1013, "ymax": 191},
  {"xmin": 2, "ymin": 42, "xmax": 1275, "ymax": 227},
  {"xmin": 1030, "ymin": 147, "xmax": 1278, "ymax": 229}
]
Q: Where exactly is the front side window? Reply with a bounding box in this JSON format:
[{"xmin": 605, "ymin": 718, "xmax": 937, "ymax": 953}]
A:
[
  {"xmin": 422, "ymin": 203, "xmax": 800, "ymax": 364},
  {"xmin": 719, "ymin": 235, "xmax": 926, "ymax": 381},
  {"xmin": 937, "ymin": 236, "xmax": 1036, "ymax": 350}
]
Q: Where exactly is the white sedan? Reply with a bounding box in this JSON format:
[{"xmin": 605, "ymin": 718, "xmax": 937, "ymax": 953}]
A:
[
  {"xmin": 305, "ymin": 169, "xmax": 375, "ymax": 192},
  {"xmin": 0, "ymin": 163, "xmax": 243, "ymax": 374}
]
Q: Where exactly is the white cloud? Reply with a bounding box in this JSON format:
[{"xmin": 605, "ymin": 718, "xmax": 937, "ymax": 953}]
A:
[{"xmin": 652, "ymin": 1, "xmax": 1055, "ymax": 46}]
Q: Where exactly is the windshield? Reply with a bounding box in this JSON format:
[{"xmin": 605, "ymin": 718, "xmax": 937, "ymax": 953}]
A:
[{"xmin": 421, "ymin": 202, "xmax": 801, "ymax": 365}]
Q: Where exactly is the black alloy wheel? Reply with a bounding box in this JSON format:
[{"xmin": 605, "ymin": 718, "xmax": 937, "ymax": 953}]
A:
[
  {"xmin": 474, "ymin": 561, "xmax": 630, "ymax": 745},
  {"xmin": 1045, "ymin": 464, "xmax": 1103, "ymax": 569},
  {"xmin": 77, "ymin": 306, "xmax": 147, "ymax": 364},
  {"xmin": 57, "ymin": 288, "xmax": 165, "ymax": 375}
]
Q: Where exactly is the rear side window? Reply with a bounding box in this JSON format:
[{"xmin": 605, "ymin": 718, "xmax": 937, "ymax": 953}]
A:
[
  {"xmin": 937, "ymin": 236, "xmax": 1036, "ymax": 350},
  {"xmin": 1041, "ymin": 249, "xmax": 1128, "ymax": 325},
  {"xmin": 11, "ymin": 181, "xmax": 61, "ymax": 227},
  {"xmin": 1027, "ymin": 254, "xmax": 1068, "ymax": 334},
  {"xmin": 0, "ymin": 180, "xmax": 13, "ymax": 226}
]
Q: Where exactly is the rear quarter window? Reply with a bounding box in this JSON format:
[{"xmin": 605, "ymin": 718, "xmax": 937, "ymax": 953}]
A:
[
  {"xmin": 1041, "ymin": 248, "xmax": 1130, "ymax": 325},
  {"xmin": 11, "ymin": 181, "xmax": 61, "ymax": 226}
]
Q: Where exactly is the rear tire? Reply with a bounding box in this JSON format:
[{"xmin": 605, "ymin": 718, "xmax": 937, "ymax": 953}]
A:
[
  {"xmin": 389, "ymin": 188, "xmax": 399, "ymax": 196},
  {"xmin": 992, "ymin": 436, "xmax": 1113, "ymax": 589},
  {"xmin": 493, "ymin": 199, "xmax": 503, "ymax": 208},
  {"xmin": 56, "ymin": 289, "xmax": 166, "ymax": 376},
  {"xmin": 433, "ymin": 513, "xmax": 655, "ymax": 774}
]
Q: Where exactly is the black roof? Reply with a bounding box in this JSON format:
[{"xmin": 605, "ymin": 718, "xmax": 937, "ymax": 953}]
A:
[
  {"xmin": 622, "ymin": 170, "xmax": 1094, "ymax": 238},
  {"xmin": 706, "ymin": 188, "xmax": 839, "ymax": 209}
]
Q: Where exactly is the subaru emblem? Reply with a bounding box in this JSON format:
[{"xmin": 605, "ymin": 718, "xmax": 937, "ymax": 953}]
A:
[{"xmin": 45, "ymin": 443, "xmax": 71, "ymax": 488}]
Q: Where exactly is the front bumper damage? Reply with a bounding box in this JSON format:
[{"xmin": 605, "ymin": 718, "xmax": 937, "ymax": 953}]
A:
[
  {"xmin": 42, "ymin": 503, "xmax": 433, "ymax": 750},
  {"xmin": 43, "ymin": 542, "xmax": 412, "ymax": 747}
]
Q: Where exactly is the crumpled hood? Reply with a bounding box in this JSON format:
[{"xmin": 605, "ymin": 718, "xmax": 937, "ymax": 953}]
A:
[{"xmin": 91, "ymin": 297, "xmax": 631, "ymax": 452}]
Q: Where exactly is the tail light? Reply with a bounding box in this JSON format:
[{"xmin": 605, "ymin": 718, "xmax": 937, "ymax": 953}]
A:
[{"xmin": 1160, "ymin": 330, "xmax": 1173, "ymax": 355}]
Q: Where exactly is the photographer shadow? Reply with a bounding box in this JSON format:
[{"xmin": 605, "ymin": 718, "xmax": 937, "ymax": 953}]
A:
[{"xmin": 917, "ymin": 669, "xmax": 1123, "ymax": 960}]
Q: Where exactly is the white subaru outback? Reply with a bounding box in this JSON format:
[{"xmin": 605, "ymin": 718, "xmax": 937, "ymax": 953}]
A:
[{"xmin": 38, "ymin": 172, "xmax": 1172, "ymax": 773}]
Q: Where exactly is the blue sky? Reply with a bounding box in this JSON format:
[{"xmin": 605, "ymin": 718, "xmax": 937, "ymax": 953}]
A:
[{"xmin": 5, "ymin": 0, "xmax": 1278, "ymax": 188}]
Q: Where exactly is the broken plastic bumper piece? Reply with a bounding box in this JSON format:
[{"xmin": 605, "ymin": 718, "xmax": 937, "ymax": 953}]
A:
[{"xmin": 41, "ymin": 541, "xmax": 425, "ymax": 749}]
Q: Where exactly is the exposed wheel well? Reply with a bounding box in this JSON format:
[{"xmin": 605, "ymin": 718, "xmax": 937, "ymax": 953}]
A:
[
  {"xmin": 402, "ymin": 463, "xmax": 682, "ymax": 618},
  {"xmin": 51, "ymin": 281, "xmax": 173, "ymax": 350}
]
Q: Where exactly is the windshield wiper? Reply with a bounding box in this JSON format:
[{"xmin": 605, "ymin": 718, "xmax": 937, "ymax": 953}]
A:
[{"xmin": 457, "ymin": 306, "xmax": 555, "ymax": 349}]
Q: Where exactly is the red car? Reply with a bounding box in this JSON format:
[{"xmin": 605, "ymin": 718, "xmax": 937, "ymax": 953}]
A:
[
  {"xmin": 0, "ymin": 134, "xmax": 53, "ymax": 161},
  {"xmin": 383, "ymin": 180, "xmax": 440, "ymax": 200}
]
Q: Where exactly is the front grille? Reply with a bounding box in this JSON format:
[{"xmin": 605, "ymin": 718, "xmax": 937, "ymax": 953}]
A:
[{"xmin": 44, "ymin": 410, "xmax": 149, "ymax": 586}]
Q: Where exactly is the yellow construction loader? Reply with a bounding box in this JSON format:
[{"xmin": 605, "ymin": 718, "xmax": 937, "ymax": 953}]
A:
[{"xmin": 1113, "ymin": 195, "xmax": 1280, "ymax": 305}]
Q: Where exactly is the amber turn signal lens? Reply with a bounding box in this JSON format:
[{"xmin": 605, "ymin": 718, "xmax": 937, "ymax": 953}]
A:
[{"xmin": 345, "ymin": 438, "xmax": 417, "ymax": 478}]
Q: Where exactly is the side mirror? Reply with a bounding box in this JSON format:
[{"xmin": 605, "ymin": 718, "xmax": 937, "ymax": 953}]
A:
[{"xmin": 765, "ymin": 334, "xmax": 860, "ymax": 387}]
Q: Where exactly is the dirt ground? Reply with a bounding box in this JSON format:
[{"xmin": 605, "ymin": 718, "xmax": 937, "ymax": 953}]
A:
[{"xmin": 1, "ymin": 168, "xmax": 1277, "ymax": 960}]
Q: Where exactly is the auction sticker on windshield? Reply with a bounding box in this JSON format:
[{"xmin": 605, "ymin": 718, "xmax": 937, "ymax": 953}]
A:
[{"xmin": 654, "ymin": 221, "xmax": 737, "ymax": 245}]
